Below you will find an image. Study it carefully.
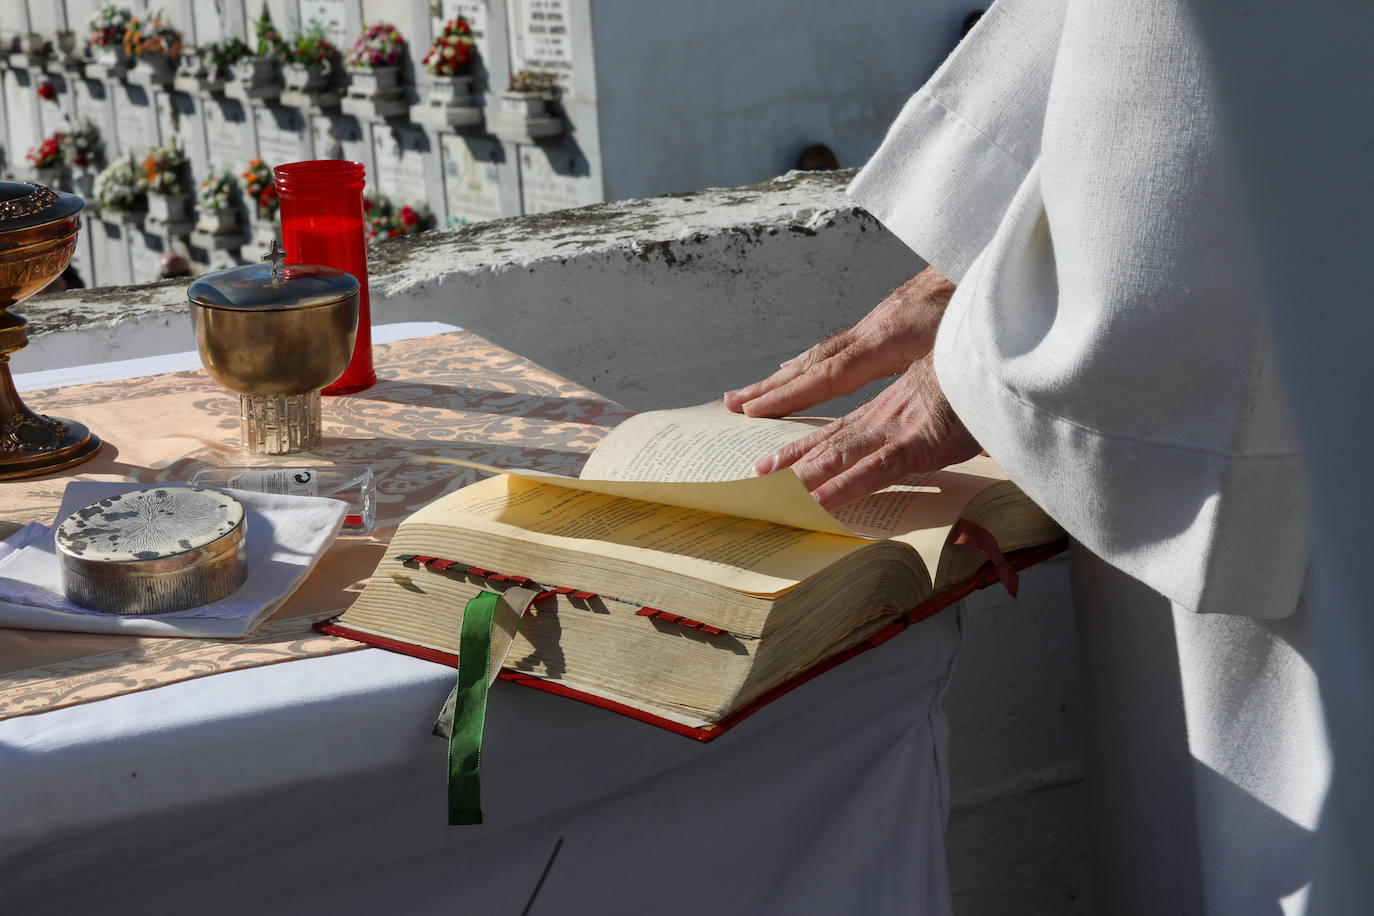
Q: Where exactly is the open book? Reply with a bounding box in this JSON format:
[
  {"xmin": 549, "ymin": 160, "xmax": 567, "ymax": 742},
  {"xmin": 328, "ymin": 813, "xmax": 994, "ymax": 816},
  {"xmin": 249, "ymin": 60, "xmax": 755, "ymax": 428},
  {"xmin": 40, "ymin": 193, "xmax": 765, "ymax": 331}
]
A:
[{"xmin": 322, "ymin": 403, "xmax": 1064, "ymax": 737}]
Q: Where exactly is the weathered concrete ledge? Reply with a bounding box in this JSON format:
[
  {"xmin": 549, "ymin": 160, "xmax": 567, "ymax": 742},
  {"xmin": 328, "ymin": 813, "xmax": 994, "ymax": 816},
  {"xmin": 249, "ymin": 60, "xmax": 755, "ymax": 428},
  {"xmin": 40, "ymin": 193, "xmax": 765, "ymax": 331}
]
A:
[{"xmin": 18, "ymin": 170, "xmax": 922, "ymax": 414}]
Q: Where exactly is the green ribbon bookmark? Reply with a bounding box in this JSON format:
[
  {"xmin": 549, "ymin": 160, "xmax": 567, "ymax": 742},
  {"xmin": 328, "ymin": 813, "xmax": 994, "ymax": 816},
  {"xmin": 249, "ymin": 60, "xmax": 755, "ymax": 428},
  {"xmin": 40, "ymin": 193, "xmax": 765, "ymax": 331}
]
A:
[{"xmin": 447, "ymin": 590, "xmax": 500, "ymax": 826}]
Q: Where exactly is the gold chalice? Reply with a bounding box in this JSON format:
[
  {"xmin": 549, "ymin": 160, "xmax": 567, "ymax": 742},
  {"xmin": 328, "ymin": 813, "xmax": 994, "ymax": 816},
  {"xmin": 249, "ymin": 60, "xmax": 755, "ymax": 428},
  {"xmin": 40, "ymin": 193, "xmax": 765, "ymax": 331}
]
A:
[{"xmin": 0, "ymin": 181, "xmax": 101, "ymax": 479}]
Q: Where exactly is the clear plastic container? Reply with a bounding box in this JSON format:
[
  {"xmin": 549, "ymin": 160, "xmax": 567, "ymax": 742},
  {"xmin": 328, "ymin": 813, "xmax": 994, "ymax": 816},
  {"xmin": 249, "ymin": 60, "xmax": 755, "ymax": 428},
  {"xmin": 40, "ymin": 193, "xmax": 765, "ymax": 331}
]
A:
[{"xmin": 190, "ymin": 465, "xmax": 376, "ymax": 534}]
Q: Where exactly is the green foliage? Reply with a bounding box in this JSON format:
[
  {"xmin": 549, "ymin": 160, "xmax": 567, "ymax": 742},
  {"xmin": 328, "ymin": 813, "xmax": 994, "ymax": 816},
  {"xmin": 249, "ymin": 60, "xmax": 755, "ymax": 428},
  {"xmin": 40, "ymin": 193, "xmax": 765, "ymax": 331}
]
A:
[
  {"xmin": 202, "ymin": 35, "xmax": 251, "ymax": 77},
  {"xmin": 253, "ymin": 2, "xmax": 289, "ymax": 61},
  {"xmin": 289, "ymin": 23, "xmax": 338, "ymax": 67}
]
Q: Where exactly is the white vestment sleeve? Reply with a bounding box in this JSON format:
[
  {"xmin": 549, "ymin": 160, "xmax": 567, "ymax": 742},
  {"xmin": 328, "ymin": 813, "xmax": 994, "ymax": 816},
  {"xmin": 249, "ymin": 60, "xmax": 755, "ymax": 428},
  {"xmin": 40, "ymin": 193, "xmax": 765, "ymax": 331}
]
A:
[
  {"xmin": 847, "ymin": 0, "xmax": 1068, "ymax": 283},
  {"xmin": 854, "ymin": 0, "xmax": 1308, "ymax": 619}
]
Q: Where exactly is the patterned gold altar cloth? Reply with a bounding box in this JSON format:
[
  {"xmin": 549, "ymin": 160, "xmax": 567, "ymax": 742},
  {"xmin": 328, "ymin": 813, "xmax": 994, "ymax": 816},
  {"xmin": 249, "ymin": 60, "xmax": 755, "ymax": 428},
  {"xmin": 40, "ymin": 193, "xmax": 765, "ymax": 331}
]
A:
[{"xmin": 0, "ymin": 331, "xmax": 630, "ymax": 719}]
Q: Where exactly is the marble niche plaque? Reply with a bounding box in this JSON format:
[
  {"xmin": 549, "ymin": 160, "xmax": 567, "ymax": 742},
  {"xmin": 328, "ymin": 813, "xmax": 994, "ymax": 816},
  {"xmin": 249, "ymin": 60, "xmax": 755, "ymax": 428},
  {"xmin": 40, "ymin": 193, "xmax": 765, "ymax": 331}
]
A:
[
  {"xmin": 166, "ymin": 92, "xmax": 210, "ymax": 175},
  {"xmin": 73, "ymin": 78, "xmax": 117, "ymax": 156},
  {"xmin": 129, "ymin": 229, "xmax": 169, "ymax": 284},
  {"xmin": 372, "ymin": 126, "xmax": 431, "ymax": 206},
  {"xmin": 204, "ymin": 98, "xmax": 254, "ymax": 171},
  {"xmin": 112, "ymin": 84, "xmax": 162, "ymax": 158},
  {"xmin": 90, "ymin": 218, "xmax": 133, "ymax": 287},
  {"xmin": 299, "ymin": 0, "xmax": 352, "ymax": 52},
  {"xmin": 36, "ymin": 79, "xmax": 70, "ymax": 141},
  {"xmin": 508, "ymin": 0, "xmax": 574, "ymax": 79},
  {"xmin": 441, "ymin": 134, "xmax": 504, "ymax": 225},
  {"xmin": 190, "ymin": 0, "xmax": 229, "ymax": 43},
  {"xmin": 2, "ymin": 72, "xmax": 40, "ymax": 168},
  {"xmin": 26, "ymin": 4, "xmax": 64, "ymax": 35},
  {"xmin": 517, "ymin": 143, "xmax": 595, "ymax": 215},
  {"xmin": 311, "ymin": 114, "xmax": 369, "ymax": 166},
  {"xmin": 255, "ymin": 105, "xmax": 313, "ymax": 169}
]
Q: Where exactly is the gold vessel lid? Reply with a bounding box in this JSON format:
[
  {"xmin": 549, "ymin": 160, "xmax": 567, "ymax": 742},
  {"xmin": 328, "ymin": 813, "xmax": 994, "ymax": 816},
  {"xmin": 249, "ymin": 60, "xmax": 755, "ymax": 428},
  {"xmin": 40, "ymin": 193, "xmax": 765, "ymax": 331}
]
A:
[
  {"xmin": 188, "ymin": 241, "xmax": 359, "ymax": 312},
  {"xmin": 0, "ymin": 180, "xmax": 84, "ymax": 239}
]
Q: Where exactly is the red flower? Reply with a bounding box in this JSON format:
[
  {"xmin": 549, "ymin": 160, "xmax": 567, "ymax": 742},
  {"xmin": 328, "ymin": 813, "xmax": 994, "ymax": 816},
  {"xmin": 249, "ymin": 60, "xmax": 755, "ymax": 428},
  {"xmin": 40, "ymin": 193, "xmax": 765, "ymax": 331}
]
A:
[
  {"xmin": 26, "ymin": 133, "xmax": 65, "ymax": 168},
  {"xmin": 399, "ymin": 205, "xmax": 417, "ymax": 227},
  {"xmin": 37, "ymin": 82, "xmax": 56, "ymax": 102}
]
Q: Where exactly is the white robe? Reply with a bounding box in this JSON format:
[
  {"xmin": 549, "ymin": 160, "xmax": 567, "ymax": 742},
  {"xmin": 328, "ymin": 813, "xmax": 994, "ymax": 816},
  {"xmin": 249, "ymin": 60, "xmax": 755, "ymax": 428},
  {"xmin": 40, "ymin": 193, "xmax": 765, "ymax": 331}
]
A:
[{"xmin": 848, "ymin": 2, "xmax": 1330, "ymax": 912}]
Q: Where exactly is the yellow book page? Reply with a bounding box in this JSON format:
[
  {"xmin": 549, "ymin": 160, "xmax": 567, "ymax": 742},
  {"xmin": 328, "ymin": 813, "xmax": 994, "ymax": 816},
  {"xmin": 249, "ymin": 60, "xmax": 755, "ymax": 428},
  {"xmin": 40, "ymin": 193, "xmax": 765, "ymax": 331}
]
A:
[
  {"xmin": 842, "ymin": 458, "xmax": 1011, "ymax": 584},
  {"xmin": 577, "ymin": 402, "xmax": 1006, "ymax": 560},
  {"xmin": 431, "ymin": 401, "xmax": 1009, "ymax": 544},
  {"xmin": 411, "ymin": 475, "xmax": 875, "ymax": 597},
  {"xmin": 580, "ymin": 401, "xmax": 826, "ymax": 482}
]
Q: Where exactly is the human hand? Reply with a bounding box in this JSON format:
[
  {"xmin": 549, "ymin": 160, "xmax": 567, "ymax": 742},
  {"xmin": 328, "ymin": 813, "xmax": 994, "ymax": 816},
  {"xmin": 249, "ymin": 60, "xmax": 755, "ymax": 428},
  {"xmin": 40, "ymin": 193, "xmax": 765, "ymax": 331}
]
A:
[
  {"xmin": 753, "ymin": 352, "xmax": 981, "ymax": 510},
  {"xmin": 723, "ymin": 266, "xmax": 956, "ymax": 419}
]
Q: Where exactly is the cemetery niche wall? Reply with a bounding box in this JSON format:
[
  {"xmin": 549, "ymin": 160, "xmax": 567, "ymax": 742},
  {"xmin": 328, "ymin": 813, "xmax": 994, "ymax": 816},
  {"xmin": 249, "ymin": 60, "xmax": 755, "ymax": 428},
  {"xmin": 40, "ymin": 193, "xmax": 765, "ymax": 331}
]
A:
[{"xmin": 0, "ymin": 0, "xmax": 971, "ymax": 288}]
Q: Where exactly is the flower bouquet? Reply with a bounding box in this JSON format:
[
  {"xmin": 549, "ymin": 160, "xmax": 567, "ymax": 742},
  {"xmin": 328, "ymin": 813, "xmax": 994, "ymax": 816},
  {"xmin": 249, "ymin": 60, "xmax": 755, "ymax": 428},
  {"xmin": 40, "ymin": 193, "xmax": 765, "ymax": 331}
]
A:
[
  {"xmin": 143, "ymin": 138, "xmax": 192, "ymax": 226},
  {"xmin": 61, "ymin": 119, "xmax": 106, "ymax": 171},
  {"xmin": 363, "ymin": 193, "xmax": 430, "ymax": 243},
  {"xmin": 342, "ymin": 21, "xmax": 409, "ymax": 119},
  {"xmin": 346, "ymin": 21, "xmax": 407, "ymax": 79},
  {"xmin": 241, "ymin": 158, "xmax": 278, "ymax": 222},
  {"xmin": 236, "ymin": 3, "xmax": 287, "ymax": 101},
  {"xmin": 178, "ymin": 35, "xmax": 249, "ymax": 93},
  {"xmin": 93, "ymin": 153, "xmax": 148, "ymax": 222},
  {"xmin": 122, "ymin": 8, "xmax": 182, "ymax": 86},
  {"xmin": 195, "ymin": 167, "xmax": 241, "ymax": 235},
  {"xmin": 26, "ymin": 133, "xmax": 65, "ymax": 188},
  {"xmin": 88, "ymin": 2, "xmax": 134, "ymax": 71},
  {"xmin": 61, "ymin": 118, "xmax": 106, "ymax": 198},
  {"xmin": 418, "ymin": 17, "xmax": 482, "ymax": 128},
  {"xmin": 283, "ymin": 23, "xmax": 339, "ymax": 94},
  {"xmin": 423, "ymin": 17, "xmax": 475, "ymax": 78}
]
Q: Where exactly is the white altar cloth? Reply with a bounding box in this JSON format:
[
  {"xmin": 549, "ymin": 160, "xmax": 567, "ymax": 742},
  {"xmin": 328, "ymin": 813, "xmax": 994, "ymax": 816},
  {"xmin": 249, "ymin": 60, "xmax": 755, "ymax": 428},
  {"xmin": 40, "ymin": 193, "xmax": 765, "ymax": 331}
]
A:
[{"xmin": 0, "ymin": 329, "xmax": 961, "ymax": 916}]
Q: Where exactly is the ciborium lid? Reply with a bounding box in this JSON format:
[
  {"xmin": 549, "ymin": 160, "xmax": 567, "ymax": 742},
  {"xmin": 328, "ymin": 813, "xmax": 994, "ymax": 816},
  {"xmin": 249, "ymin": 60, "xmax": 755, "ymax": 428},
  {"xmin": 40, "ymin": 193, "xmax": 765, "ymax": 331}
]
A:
[
  {"xmin": 0, "ymin": 180, "xmax": 84, "ymax": 241},
  {"xmin": 188, "ymin": 242, "xmax": 359, "ymax": 312}
]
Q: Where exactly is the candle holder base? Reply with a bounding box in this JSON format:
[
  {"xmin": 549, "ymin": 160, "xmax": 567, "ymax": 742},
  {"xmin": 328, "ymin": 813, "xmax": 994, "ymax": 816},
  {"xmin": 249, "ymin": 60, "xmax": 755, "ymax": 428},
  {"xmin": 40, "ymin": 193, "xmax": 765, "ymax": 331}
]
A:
[{"xmin": 0, "ymin": 407, "xmax": 102, "ymax": 480}]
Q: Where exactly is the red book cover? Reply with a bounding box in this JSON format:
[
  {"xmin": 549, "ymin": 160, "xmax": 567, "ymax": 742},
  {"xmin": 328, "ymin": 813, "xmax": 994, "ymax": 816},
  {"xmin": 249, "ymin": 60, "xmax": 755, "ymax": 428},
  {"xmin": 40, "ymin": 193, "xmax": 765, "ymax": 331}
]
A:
[{"xmin": 315, "ymin": 540, "xmax": 1066, "ymax": 742}]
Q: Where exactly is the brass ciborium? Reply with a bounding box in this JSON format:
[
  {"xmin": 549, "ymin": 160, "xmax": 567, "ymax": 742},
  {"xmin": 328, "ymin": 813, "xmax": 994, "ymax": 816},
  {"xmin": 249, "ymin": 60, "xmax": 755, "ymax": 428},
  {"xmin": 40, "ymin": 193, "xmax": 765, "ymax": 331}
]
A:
[
  {"xmin": 0, "ymin": 181, "xmax": 101, "ymax": 479},
  {"xmin": 188, "ymin": 243, "xmax": 359, "ymax": 455}
]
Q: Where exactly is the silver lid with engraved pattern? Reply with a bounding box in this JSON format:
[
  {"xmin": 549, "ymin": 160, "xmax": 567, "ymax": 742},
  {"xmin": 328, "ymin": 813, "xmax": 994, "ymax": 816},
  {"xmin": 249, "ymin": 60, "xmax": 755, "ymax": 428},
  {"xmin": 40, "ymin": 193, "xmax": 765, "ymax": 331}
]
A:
[{"xmin": 55, "ymin": 487, "xmax": 248, "ymax": 614}]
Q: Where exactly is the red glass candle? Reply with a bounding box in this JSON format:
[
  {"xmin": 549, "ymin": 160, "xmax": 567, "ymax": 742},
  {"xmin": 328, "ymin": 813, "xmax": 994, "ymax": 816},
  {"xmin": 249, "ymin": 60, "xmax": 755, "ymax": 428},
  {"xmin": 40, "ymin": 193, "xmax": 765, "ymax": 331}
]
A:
[{"xmin": 274, "ymin": 160, "xmax": 376, "ymax": 394}]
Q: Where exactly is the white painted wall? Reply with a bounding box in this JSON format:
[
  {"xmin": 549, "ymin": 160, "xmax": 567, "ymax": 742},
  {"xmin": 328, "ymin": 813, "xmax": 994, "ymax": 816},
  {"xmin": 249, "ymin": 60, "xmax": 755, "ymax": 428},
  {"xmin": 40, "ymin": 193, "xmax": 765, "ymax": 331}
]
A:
[{"xmin": 588, "ymin": 0, "xmax": 975, "ymax": 199}]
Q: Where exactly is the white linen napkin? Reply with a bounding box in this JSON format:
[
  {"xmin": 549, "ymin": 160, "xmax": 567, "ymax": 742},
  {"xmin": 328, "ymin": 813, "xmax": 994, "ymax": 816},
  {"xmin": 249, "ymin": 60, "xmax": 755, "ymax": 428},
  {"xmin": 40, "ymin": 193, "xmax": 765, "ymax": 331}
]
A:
[{"xmin": 0, "ymin": 481, "xmax": 346, "ymax": 638}]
